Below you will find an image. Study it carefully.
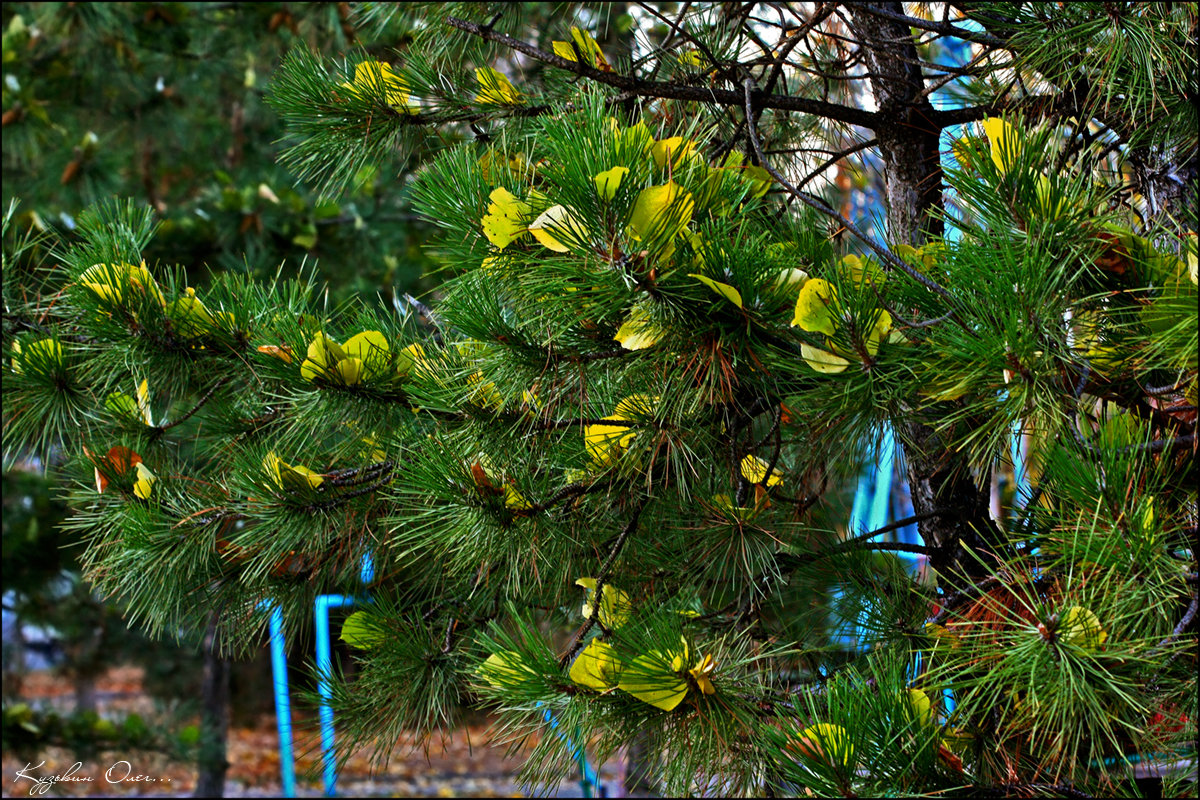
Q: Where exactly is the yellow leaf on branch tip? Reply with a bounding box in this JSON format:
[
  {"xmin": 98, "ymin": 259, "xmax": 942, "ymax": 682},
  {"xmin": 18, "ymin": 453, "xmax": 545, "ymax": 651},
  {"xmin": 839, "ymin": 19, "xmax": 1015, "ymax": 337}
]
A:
[
  {"xmin": 864, "ymin": 310, "xmax": 893, "ymax": 357},
  {"xmin": 300, "ymin": 332, "xmax": 347, "ymax": 382},
  {"xmin": 593, "ymin": 166, "xmax": 629, "ymax": 201},
  {"xmin": 1061, "ymin": 606, "xmax": 1107, "ymax": 650},
  {"xmin": 690, "ymin": 274, "xmax": 743, "ymax": 309},
  {"xmin": 481, "ymin": 187, "xmax": 530, "ymax": 249},
  {"xmin": 340, "ymin": 611, "xmax": 385, "ymax": 649},
  {"xmin": 773, "ymin": 268, "xmax": 809, "ymax": 293},
  {"xmin": 791, "ymin": 279, "xmax": 838, "ymax": 334},
  {"xmin": 528, "ymin": 204, "xmax": 589, "ymax": 253},
  {"xmin": 475, "ymin": 67, "xmax": 521, "ymax": 105},
  {"xmin": 344, "ymin": 60, "xmax": 417, "ymax": 113}
]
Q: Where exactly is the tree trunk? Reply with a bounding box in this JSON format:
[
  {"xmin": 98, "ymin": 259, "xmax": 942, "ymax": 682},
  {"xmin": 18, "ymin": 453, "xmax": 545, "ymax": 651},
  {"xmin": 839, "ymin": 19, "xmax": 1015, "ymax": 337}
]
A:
[
  {"xmin": 194, "ymin": 613, "xmax": 230, "ymax": 798},
  {"xmin": 847, "ymin": 2, "xmax": 998, "ymax": 581}
]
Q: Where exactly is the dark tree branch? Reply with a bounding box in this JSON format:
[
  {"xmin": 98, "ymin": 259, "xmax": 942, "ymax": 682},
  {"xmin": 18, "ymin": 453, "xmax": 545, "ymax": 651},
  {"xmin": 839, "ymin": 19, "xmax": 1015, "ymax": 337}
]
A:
[{"xmin": 445, "ymin": 16, "xmax": 880, "ymax": 129}]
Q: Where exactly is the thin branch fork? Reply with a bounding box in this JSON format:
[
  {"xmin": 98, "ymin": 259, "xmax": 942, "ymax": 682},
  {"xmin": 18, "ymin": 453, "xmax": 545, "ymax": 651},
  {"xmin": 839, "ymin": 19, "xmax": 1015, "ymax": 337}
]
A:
[{"xmin": 444, "ymin": 16, "xmax": 879, "ymax": 129}]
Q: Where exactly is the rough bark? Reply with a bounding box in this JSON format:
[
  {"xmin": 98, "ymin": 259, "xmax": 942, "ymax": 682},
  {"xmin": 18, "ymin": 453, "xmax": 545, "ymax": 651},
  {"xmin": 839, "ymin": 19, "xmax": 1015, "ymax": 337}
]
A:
[{"xmin": 848, "ymin": 2, "xmax": 997, "ymax": 580}]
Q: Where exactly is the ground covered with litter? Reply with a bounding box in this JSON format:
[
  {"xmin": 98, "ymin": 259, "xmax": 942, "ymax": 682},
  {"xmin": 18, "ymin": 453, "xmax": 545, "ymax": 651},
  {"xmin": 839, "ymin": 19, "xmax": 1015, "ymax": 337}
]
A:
[{"xmin": 2, "ymin": 667, "xmax": 620, "ymax": 798}]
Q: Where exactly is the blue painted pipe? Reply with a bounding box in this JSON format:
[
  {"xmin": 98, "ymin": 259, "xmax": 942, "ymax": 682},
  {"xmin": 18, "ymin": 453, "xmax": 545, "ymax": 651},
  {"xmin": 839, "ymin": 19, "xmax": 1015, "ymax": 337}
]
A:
[
  {"xmin": 315, "ymin": 594, "xmax": 358, "ymax": 797},
  {"xmin": 257, "ymin": 600, "xmax": 296, "ymax": 798},
  {"xmin": 539, "ymin": 702, "xmax": 598, "ymax": 797}
]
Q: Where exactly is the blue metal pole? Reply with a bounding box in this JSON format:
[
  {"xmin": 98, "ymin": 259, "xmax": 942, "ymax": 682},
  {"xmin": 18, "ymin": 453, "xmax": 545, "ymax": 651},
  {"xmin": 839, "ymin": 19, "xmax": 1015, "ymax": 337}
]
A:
[
  {"xmin": 258, "ymin": 600, "xmax": 296, "ymax": 798},
  {"xmin": 315, "ymin": 594, "xmax": 357, "ymax": 797}
]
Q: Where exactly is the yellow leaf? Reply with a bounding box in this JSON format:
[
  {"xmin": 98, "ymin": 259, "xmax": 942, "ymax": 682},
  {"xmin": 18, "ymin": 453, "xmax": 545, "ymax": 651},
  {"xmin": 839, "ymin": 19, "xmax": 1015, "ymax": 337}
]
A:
[
  {"xmin": 740, "ymin": 454, "xmax": 783, "ymax": 486},
  {"xmin": 791, "ymin": 279, "xmax": 839, "ymax": 335},
  {"xmin": 552, "ymin": 27, "xmax": 611, "ymax": 70},
  {"xmin": 503, "ymin": 484, "xmax": 532, "ymax": 511},
  {"xmin": 584, "ymin": 395, "xmax": 656, "ymax": 466},
  {"xmin": 650, "ymin": 137, "xmax": 695, "ymax": 170},
  {"xmin": 628, "ymin": 182, "xmax": 694, "ymax": 249},
  {"xmin": 569, "ymin": 639, "xmax": 622, "ymax": 691},
  {"xmin": 481, "ymin": 187, "xmax": 531, "ymax": 249},
  {"xmin": 264, "ymin": 451, "xmax": 324, "ymax": 492},
  {"xmin": 136, "ymin": 378, "xmax": 153, "ymax": 426},
  {"xmin": 80, "ymin": 261, "xmax": 165, "ymax": 308},
  {"xmin": 864, "ymin": 310, "xmax": 893, "ymax": 357},
  {"xmin": 792, "ymin": 723, "xmax": 855, "ymax": 768},
  {"xmin": 346, "ymin": 60, "xmax": 417, "ymax": 113},
  {"xmin": 619, "ymin": 651, "xmax": 689, "ymax": 711},
  {"xmin": 773, "ymin": 269, "xmax": 810, "ymax": 294},
  {"xmin": 340, "ymin": 611, "xmax": 385, "ymax": 649},
  {"xmin": 614, "ymin": 305, "xmax": 664, "ymax": 351},
  {"xmin": 527, "ymin": 204, "xmax": 590, "ymax": 253},
  {"xmin": 1061, "ymin": 606, "xmax": 1107, "ymax": 650},
  {"xmin": 575, "ymin": 577, "xmax": 632, "ymax": 629},
  {"xmin": 903, "ymin": 688, "xmax": 934, "ymax": 725},
  {"xmin": 105, "ymin": 391, "xmax": 140, "ymax": 419},
  {"xmin": 479, "ymin": 651, "xmax": 537, "ymax": 689},
  {"xmin": 606, "ymin": 117, "xmax": 653, "ymax": 156},
  {"xmin": 336, "ymin": 356, "xmax": 364, "ymax": 386},
  {"xmin": 167, "ymin": 287, "xmax": 216, "ymax": 337},
  {"xmin": 475, "ymin": 67, "xmax": 521, "ymax": 105},
  {"xmin": 395, "ymin": 343, "xmax": 429, "ymax": 378},
  {"xmin": 12, "ymin": 338, "xmax": 63, "ymax": 374},
  {"xmin": 688, "ymin": 652, "xmax": 716, "ymax": 695},
  {"xmin": 343, "ymin": 330, "xmax": 390, "ymax": 379},
  {"xmin": 593, "ymin": 166, "xmax": 629, "ymax": 201},
  {"xmin": 300, "ymin": 332, "xmax": 346, "ymax": 382},
  {"xmin": 133, "ymin": 463, "xmax": 156, "ymax": 500},
  {"xmin": 983, "ymin": 117, "xmax": 1019, "ymax": 175},
  {"xmin": 690, "ymin": 274, "xmax": 744, "ymax": 309},
  {"xmin": 801, "ymin": 342, "xmax": 850, "ymax": 374}
]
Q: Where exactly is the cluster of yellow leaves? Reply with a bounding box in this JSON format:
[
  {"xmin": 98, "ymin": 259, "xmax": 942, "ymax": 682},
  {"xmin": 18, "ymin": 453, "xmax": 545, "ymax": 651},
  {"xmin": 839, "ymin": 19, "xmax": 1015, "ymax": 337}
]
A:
[
  {"xmin": 790, "ymin": 276, "xmax": 892, "ymax": 373},
  {"xmin": 79, "ymin": 261, "xmax": 165, "ymax": 309},
  {"xmin": 342, "ymin": 60, "xmax": 418, "ymax": 114},
  {"xmin": 481, "ymin": 577, "xmax": 719, "ymax": 712},
  {"xmin": 298, "ymin": 330, "xmax": 391, "ymax": 386}
]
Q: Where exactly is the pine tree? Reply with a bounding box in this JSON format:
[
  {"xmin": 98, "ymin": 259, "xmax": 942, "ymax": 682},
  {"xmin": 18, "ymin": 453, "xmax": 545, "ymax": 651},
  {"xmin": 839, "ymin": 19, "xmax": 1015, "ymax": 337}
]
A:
[{"xmin": 4, "ymin": 3, "xmax": 1196, "ymax": 797}]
